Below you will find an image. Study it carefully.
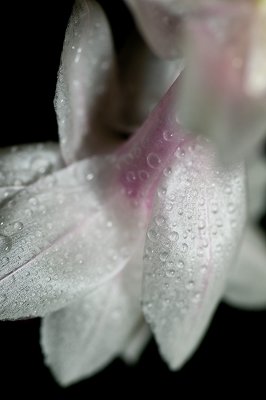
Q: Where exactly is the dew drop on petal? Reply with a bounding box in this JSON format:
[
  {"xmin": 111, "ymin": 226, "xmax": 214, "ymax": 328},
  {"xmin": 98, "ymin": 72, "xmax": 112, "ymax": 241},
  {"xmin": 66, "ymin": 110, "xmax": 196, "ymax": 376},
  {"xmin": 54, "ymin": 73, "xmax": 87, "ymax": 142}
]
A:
[
  {"xmin": 147, "ymin": 153, "xmax": 161, "ymax": 169},
  {"xmin": 0, "ymin": 234, "xmax": 12, "ymax": 253}
]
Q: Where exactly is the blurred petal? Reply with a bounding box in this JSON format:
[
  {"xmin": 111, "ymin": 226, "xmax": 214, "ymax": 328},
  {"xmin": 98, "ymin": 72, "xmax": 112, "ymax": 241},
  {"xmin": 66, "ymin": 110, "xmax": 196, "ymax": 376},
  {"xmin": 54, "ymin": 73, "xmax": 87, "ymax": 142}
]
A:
[
  {"xmin": 41, "ymin": 252, "xmax": 144, "ymax": 386},
  {"xmin": 224, "ymin": 226, "xmax": 266, "ymax": 309},
  {"xmin": 124, "ymin": 0, "xmax": 218, "ymax": 58},
  {"xmin": 0, "ymin": 143, "xmax": 62, "ymax": 206},
  {"xmin": 142, "ymin": 138, "xmax": 246, "ymax": 369},
  {"xmin": 0, "ymin": 157, "xmax": 144, "ymax": 319},
  {"xmin": 121, "ymin": 322, "xmax": 151, "ymax": 364},
  {"xmin": 124, "ymin": 0, "xmax": 183, "ymax": 58},
  {"xmin": 178, "ymin": 2, "xmax": 266, "ymax": 161},
  {"xmin": 55, "ymin": 0, "xmax": 118, "ymax": 164},
  {"xmin": 246, "ymin": 150, "xmax": 266, "ymax": 219},
  {"xmin": 116, "ymin": 33, "xmax": 184, "ymax": 133}
]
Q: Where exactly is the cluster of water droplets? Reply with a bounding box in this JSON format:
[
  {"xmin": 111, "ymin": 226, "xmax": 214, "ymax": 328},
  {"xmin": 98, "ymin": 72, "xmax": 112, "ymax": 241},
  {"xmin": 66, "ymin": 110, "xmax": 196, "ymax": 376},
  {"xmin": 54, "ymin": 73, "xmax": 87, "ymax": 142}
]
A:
[{"xmin": 142, "ymin": 136, "xmax": 246, "ymax": 352}]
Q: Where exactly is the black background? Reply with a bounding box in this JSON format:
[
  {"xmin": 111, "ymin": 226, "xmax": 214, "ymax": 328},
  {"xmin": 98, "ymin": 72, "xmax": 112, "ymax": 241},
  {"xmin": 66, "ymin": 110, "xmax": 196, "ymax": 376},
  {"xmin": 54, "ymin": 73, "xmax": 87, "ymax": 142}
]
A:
[{"xmin": 1, "ymin": 1, "xmax": 265, "ymax": 397}]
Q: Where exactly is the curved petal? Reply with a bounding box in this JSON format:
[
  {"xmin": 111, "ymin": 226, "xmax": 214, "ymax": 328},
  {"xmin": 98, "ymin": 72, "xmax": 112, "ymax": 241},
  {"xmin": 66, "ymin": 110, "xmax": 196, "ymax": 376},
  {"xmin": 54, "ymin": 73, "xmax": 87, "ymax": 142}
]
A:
[
  {"xmin": 246, "ymin": 150, "xmax": 266, "ymax": 219},
  {"xmin": 55, "ymin": 0, "xmax": 118, "ymax": 164},
  {"xmin": 124, "ymin": 0, "xmax": 183, "ymax": 59},
  {"xmin": 178, "ymin": 2, "xmax": 266, "ymax": 161},
  {"xmin": 124, "ymin": 0, "xmax": 218, "ymax": 59},
  {"xmin": 41, "ymin": 251, "xmax": 144, "ymax": 386},
  {"xmin": 0, "ymin": 157, "xmax": 144, "ymax": 319},
  {"xmin": 0, "ymin": 143, "xmax": 62, "ymax": 206},
  {"xmin": 121, "ymin": 322, "xmax": 151, "ymax": 364},
  {"xmin": 142, "ymin": 138, "xmax": 246, "ymax": 369},
  {"xmin": 224, "ymin": 226, "xmax": 266, "ymax": 309},
  {"xmin": 115, "ymin": 33, "xmax": 184, "ymax": 133}
]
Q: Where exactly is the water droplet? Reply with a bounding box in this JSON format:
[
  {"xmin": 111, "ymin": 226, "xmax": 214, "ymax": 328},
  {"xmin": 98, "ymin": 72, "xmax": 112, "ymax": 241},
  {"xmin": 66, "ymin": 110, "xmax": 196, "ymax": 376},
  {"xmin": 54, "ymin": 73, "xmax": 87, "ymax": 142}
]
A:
[
  {"xmin": 147, "ymin": 228, "xmax": 159, "ymax": 242},
  {"xmin": 157, "ymin": 187, "xmax": 167, "ymax": 198},
  {"xmin": 138, "ymin": 170, "xmax": 149, "ymax": 181},
  {"xmin": 181, "ymin": 243, "xmax": 188, "ymax": 252},
  {"xmin": 186, "ymin": 281, "xmax": 195, "ymax": 290},
  {"xmin": 200, "ymin": 264, "xmax": 208, "ymax": 274},
  {"xmin": 160, "ymin": 251, "xmax": 169, "ymax": 262},
  {"xmin": 0, "ymin": 235, "xmax": 12, "ymax": 253},
  {"xmin": 163, "ymin": 130, "xmax": 174, "ymax": 141},
  {"xmin": 147, "ymin": 153, "xmax": 161, "ymax": 169},
  {"xmin": 155, "ymin": 215, "xmax": 165, "ymax": 226},
  {"xmin": 29, "ymin": 197, "xmax": 38, "ymax": 206},
  {"xmin": 13, "ymin": 222, "xmax": 23, "ymax": 231},
  {"xmin": 86, "ymin": 173, "xmax": 94, "ymax": 181},
  {"xmin": 169, "ymin": 231, "xmax": 179, "ymax": 241},
  {"xmin": 166, "ymin": 269, "xmax": 176, "ymax": 278},
  {"xmin": 1, "ymin": 257, "xmax": 9, "ymax": 266},
  {"xmin": 177, "ymin": 260, "xmax": 184, "ymax": 269},
  {"xmin": 163, "ymin": 167, "xmax": 172, "ymax": 177},
  {"xmin": 192, "ymin": 292, "xmax": 201, "ymax": 303},
  {"xmin": 198, "ymin": 220, "xmax": 206, "ymax": 230}
]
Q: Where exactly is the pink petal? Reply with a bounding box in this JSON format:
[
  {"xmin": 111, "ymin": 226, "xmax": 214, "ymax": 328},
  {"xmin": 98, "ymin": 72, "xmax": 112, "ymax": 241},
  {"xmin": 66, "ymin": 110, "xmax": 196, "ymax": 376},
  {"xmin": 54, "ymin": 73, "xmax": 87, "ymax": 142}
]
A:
[
  {"xmin": 224, "ymin": 226, "xmax": 266, "ymax": 309},
  {"xmin": 55, "ymin": 0, "xmax": 118, "ymax": 164},
  {"xmin": 41, "ymin": 251, "xmax": 144, "ymax": 386},
  {"xmin": 0, "ymin": 157, "xmax": 145, "ymax": 319}
]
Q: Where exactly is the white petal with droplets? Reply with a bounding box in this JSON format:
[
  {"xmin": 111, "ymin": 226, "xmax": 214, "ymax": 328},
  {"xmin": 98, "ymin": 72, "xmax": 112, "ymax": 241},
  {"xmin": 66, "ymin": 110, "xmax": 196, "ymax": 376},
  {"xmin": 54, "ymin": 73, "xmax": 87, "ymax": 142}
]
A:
[
  {"xmin": 224, "ymin": 226, "xmax": 266, "ymax": 309},
  {"xmin": 55, "ymin": 0, "xmax": 118, "ymax": 163},
  {"xmin": 41, "ymin": 251, "xmax": 144, "ymax": 386},
  {"xmin": 0, "ymin": 157, "xmax": 144, "ymax": 319},
  {"xmin": 142, "ymin": 138, "xmax": 246, "ymax": 369},
  {"xmin": 0, "ymin": 143, "xmax": 62, "ymax": 207}
]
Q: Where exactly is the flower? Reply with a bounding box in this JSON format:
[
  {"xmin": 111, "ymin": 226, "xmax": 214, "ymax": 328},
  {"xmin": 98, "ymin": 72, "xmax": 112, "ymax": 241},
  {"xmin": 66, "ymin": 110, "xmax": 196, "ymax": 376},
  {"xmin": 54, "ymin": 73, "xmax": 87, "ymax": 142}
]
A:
[{"xmin": 0, "ymin": 0, "xmax": 265, "ymax": 387}]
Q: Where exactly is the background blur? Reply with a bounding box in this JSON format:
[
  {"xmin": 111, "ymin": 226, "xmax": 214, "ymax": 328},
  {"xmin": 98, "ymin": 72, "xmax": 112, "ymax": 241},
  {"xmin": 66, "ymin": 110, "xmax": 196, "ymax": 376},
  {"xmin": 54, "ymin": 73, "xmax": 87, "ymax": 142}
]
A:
[{"xmin": 1, "ymin": 1, "xmax": 265, "ymax": 397}]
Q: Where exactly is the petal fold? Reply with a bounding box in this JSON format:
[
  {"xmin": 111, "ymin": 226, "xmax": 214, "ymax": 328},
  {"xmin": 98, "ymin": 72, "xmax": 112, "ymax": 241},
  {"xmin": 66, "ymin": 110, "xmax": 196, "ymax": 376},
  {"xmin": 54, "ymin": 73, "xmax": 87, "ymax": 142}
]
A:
[
  {"xmin": 55, "ymin": 0, "xmax": 118, "ymax": 164},
  {"xmin": 142, "ymin": 137, "xmax": 246, "ymax": 369},
  {"xmin": 224, "ymin": 226, "xmax": 266, "ymax": 309},
  {"xmin": 41, "ymin": 253, "xmax": 144, "ymax": 386}
]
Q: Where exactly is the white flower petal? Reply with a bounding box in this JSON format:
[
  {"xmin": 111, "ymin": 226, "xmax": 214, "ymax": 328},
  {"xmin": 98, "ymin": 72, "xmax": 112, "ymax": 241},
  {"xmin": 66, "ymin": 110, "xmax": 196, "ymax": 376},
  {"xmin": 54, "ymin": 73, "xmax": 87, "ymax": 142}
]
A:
[
  {"xmin": 246, "ymin": 150, "xmax": 266, "ymax": 219},
  {"xmin": 0, "ymin": 143, "xmax": 62, "ymax": 206},
  {"xmin": 142, "ymin": 138, "xmax": 246, "ymax": 369},
  {"xmin": 0, "ymin": 157, "xmax": 143, "ymax": 319},
  {"xmin": 124, "ymin": 0, "xmax": 218, "ymax": 58},
  {"xmin": 178, "ymin": 2, "xmax": 266, "ymax": 161},
  {"xmin": 55, "ymin": 0, "xmax": 118, "ymax": 164},
  {"xmin": 121, "ymin": 322, "xmax": 151, "ymax": 364},
  {"xmin": 116, "ymin": 34, "xmax": 184, "ymax": 133},
  {"xmin": 224, "ymin": 226, "xmax": 266, "ymax": 309},
  {"xmin": 41, "ymin": 252, "xmax": 144, "ymax": 386}
]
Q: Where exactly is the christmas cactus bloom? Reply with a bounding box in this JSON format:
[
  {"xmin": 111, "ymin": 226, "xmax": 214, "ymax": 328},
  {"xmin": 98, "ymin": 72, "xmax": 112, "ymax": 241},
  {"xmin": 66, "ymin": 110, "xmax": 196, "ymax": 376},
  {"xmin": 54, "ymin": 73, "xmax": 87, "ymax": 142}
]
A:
[{"xmin": 0, "ymin": 0, "xmax": 266, "ymax": 386}]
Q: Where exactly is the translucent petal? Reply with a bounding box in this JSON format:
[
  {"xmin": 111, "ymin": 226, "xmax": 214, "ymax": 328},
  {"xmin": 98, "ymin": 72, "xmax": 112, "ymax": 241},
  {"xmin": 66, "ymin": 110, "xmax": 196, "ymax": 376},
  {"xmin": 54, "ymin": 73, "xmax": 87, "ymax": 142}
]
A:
[
  {"xmin": 224, "ymin": 226, "xmax": 266, "ymax": 309},
  {"xmin": 55, "ymin": 0, "xmax": 118, "ymax": 164},
  {"xmin": 0, "ymin": 157, "xmax": 144, "ymax": 319},
  {"xmin": 115, "ymin": 34, "xmax": 184, "ymax": 133},
  {"xmin": 121, "ymin": 322, "xmax": 150, "ymax": 364},
  {"xmin": 41, "ymin": 251, "xmax": 144, "ymax": 386},
  {"xmin": 124, "ymin": 0, "xmax": 218, "ymax": 58},
  {"xmin": 0, "ymin": 143, "xmax": 62, "ymax": 206},
  {"xmin": 142, "ymin": 137, "xmax": 246, "ymax": 369},
  {"xmin": 246, "ymin": 150, "xmax": 266, "ymax": 219},
  {"xmin": 178, "ymin": 2, "xmax": 266, "ymax": 161}
]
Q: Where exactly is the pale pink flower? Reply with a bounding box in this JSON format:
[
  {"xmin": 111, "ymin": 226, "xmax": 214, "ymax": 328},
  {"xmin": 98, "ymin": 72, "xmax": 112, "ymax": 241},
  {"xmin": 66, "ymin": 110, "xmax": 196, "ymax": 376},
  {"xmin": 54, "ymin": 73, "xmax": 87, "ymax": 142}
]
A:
[{"xmin": 0, "ymin": 0, "xmax": 265, "ymax": 386}]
